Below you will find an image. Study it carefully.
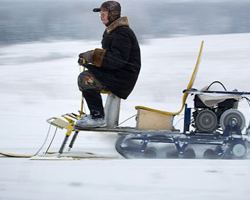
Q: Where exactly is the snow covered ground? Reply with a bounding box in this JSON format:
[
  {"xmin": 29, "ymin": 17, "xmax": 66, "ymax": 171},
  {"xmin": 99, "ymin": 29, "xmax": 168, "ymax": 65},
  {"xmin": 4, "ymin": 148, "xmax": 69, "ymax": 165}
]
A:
[{"xmin": 0, "ymin": 33, "xmax": 250, "ymax": 199}]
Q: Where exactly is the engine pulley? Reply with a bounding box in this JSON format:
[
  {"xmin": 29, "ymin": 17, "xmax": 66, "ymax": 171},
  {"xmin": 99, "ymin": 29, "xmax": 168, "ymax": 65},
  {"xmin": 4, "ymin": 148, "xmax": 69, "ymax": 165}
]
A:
[
  {"xmin": 195, "ymin": 109, "xmax": 218, "ymax": 132},
  {"xmin": 220, "ymin": 109, "xmax": 245, "ymax": 131}
]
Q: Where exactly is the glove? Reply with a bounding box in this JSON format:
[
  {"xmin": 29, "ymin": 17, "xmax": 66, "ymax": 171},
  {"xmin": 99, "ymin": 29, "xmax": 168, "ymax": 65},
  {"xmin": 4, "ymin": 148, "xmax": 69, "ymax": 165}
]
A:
[
  {"xmin": 79, "ymin": 50, "xmax": 94, "ymax": 63},
  {"xmin": 77, "ymin": 57, "xmax": 86, "ymax": 66}
]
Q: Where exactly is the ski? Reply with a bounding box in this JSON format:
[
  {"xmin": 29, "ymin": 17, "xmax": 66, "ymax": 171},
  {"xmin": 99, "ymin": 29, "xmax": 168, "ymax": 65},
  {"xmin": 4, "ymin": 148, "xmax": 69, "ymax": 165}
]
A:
[
  {"xmin": 0, "ymin": 151, "xmax": 118, "ymax": 159},
  {"xmin": 0, "ymin": 151, "xmax": 33, "ymax": 158}
]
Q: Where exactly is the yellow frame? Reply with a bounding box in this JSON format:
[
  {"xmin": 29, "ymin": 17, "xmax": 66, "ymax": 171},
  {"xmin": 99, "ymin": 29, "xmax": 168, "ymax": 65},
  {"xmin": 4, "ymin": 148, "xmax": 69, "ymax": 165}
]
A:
[{"xmin": 135, "ymin": 41, "xmax": 204, "ymax": 116}]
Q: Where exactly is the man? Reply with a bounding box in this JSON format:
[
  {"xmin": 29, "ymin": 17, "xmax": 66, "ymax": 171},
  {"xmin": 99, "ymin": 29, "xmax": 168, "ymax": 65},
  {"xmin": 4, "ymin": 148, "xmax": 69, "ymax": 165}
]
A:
[{"xmin": 76, "ymin": 1, "xmax": 141, "ymax": 127}]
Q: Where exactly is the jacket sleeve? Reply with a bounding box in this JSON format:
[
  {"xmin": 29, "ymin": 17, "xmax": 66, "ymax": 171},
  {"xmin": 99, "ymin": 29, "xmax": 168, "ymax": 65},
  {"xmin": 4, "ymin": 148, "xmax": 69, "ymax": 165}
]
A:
[
  {"xmin": 91, "ymin": 48, "xmax": 106, "ymax": 67},
  {"xmin": 101, "ymin": 31, "xmax": 132, "ymax": 70}
]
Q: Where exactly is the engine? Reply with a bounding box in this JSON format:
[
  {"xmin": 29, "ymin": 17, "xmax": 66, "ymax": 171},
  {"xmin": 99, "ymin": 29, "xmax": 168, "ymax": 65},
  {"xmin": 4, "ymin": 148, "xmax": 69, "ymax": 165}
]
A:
[{"xmin": 192, "ymin": 95, "xmax": 245, "ymax": 134}]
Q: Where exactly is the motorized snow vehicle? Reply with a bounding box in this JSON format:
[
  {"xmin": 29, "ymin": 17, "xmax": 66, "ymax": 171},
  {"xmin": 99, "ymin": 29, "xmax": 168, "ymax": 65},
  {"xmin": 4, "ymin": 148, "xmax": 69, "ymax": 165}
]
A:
[{"xmin": 45, "ymin": 41, "xmax": 250, "ymax": 159}]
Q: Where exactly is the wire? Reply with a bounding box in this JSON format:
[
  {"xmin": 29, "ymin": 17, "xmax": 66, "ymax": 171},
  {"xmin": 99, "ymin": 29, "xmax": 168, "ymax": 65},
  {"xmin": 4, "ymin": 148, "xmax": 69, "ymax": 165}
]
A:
[
  {"xmin": 45, "ymin": 127, "xmax": 58, "ymax": 154},
  {"xmin": 243, "ymin": 97, "xmax": 250, "ymax": 118},
  {"xmin": 207, "ymin": 81, "xmax": 227, "ymax": 91},
  {"xmin": 243, "ymin": 96, "xmax": 250, "ymax": 104},
  {"xmin": 173, "ymin": 117, "xmax": 184, "ymax": 127},
  {"xmin": 243, "ymin": 96, "xmax": 250, "ymax": 134},
  {"xmin": 118, "ymin": 114, "xmax": 137, "ymax": 126},
  {"xmin": 33, "ymin": 124, "xmax": 52, "ymax": 156}
]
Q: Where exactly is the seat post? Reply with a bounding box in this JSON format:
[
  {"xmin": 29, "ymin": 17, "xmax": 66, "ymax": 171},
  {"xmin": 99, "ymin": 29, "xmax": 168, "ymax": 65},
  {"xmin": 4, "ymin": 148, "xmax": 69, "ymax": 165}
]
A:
[{"xmin": 104, "ymin": 94, "xmax": 121, "ymax": 128}]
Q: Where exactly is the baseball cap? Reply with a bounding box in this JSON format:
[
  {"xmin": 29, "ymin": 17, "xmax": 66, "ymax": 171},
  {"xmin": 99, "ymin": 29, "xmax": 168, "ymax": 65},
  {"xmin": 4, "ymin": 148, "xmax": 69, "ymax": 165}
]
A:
[{"xmin": 93, "ymin": 1, "xmax": 121, "ymax": 12}]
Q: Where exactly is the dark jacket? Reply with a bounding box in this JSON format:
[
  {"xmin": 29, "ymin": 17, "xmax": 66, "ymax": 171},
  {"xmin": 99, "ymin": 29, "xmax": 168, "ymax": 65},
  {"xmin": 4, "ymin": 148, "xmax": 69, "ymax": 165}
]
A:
[{"xmin": 86, "ymin": 16, "xmax": 141, "ymax": 99}]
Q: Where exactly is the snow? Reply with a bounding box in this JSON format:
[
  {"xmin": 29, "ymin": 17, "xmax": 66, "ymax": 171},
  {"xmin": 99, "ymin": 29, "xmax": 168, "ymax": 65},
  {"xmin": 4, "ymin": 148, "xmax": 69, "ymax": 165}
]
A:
[{"xmin": 1, "ymin": 33, "xmax": 250, "ymax": 199}]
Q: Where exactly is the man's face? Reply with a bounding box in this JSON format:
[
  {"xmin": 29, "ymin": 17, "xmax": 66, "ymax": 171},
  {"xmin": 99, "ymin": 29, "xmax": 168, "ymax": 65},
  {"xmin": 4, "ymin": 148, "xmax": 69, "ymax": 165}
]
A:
[{"xmin": 100, "ymin": 10, "xmax": 109, "ymax": 25}]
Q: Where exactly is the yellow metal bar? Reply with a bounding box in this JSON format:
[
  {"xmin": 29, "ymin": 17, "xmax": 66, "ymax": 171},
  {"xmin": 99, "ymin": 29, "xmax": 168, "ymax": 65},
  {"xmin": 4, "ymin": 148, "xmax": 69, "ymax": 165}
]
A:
[
  {"xmin": 80, "ymin": 96, "xmax": 84, "ymax": 116},
  {"xmin": 135, "ymin": 40, "xmax": 204, "ymax": 116},
  {"xmin": 66, "ymin": 125, "xmax": 73, "ymax": 136}
]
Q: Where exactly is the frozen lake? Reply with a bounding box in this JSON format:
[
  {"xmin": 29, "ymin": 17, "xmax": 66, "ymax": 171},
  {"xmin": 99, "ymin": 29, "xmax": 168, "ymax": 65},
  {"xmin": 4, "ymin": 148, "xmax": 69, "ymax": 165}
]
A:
[{"xmin": 0, "ymin": 33, "xmax": 250, "ymax": 199}]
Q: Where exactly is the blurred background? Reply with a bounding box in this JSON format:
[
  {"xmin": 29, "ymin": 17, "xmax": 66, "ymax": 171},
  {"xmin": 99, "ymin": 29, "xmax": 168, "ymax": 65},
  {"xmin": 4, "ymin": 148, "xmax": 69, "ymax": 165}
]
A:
[{"xmin": 1, "ymin": 0, "xmax": 250, "ymax": 45}]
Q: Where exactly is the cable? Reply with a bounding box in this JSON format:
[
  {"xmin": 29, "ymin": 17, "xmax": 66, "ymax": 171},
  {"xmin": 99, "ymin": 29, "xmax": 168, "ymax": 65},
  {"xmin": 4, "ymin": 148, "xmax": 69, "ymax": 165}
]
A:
[
  {"xmin": 33, "ymin": 124, "xmax": 52, "ymax": 156},
  {"xmin": 243, "ymin": 96, "xmax": 250, "ymax": 135},
  {"xmin": 45, "ymin": 127, "xmax": 58, "ymax": 154},
  {"xmin": 243, "ymin": 97, "xmax": 250, "ymax": 118},
  {"xmin": 118, "ymin": 114, "xmax": 137, "ymax": 126},
  {"xmin": 207, "ymin": 81, "xmax": 227, "ymax": 91},
  {"xmin": 173, "ymin": 117, "xmax": 184, "ymax": 127}
]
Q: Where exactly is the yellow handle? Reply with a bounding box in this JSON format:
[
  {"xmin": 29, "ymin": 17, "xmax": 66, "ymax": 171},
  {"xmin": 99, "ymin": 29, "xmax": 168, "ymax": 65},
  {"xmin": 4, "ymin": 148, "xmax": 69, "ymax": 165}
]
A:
[{"xmin": 79, "ymin": 60, "xmax": 86, "ymax": 116}]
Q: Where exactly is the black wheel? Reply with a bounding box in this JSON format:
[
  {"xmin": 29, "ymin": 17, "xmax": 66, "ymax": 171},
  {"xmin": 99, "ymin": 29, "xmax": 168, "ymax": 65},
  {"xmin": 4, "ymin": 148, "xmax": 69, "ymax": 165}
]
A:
[
  {"xmin": 165, "ymin": 145, "xmax": 179, "ymax": 158},
  {"xmin": 196, "ymin": 109, "xmax": 218, "ymax": 132},
  {"xmin": 183, "ymin": 148, "xmax": 196, "ymax": 159},
  {"xmin": 203, "ymin": 149, "xmax": 217, "ymax": 159},
  {"xmin": 220, "ymin": 109, "xmax": 245, "ymax": 131},
  {"xmin": 143, "ymin": 147, "xmax": 157, "ymax": 159},
  {"xmin": 231, "ymin": 143, "xmax": 247, "ymax": 159}
]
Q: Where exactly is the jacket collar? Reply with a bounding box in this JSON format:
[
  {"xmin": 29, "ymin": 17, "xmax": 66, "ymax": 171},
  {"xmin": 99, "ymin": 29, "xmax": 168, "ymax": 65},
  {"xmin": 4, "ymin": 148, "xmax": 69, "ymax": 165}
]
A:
[{"xmin": 106, "ymin": 16, "xmax": 129, "ymax": 34}]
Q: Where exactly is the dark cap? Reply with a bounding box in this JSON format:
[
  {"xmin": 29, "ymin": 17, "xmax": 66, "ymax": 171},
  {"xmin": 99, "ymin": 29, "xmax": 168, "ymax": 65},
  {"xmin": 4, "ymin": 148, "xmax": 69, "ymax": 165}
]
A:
[{"xmin": 93, "ymin": 1, "xmax": 121, "ymax": 12}]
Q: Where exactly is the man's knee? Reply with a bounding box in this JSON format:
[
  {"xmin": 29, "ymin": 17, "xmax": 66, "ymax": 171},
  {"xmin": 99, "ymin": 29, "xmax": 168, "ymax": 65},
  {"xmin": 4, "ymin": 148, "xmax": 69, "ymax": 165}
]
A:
[
  {"xmin": 77, "ymin": 72, "xmax": 87, "ymax": 91},
  {"xmin": 77, "ymin": 71, "xmax": 103, "ymax": 91}
]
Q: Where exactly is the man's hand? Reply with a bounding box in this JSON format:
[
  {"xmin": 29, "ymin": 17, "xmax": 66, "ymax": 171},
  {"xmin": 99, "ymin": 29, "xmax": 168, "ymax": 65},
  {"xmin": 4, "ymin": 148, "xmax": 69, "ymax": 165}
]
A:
[
  {"xmin": 79, "ymin": 50, "xmax": 94, "ymax": 63},
  {"xmin": 78, "ymin": 49, "xmax": 106, "ymax": 67},
  {"xmin": 77, "ymin": 58, "xmax": 86, "ymax": 66}
]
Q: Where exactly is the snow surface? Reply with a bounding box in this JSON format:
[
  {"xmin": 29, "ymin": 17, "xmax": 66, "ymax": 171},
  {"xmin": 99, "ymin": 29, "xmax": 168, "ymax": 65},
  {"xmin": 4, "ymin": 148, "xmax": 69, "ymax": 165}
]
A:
[{"xmin": 1, "ymin": 33, "xmax": 250, "ymax": 199}]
